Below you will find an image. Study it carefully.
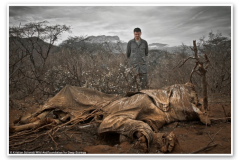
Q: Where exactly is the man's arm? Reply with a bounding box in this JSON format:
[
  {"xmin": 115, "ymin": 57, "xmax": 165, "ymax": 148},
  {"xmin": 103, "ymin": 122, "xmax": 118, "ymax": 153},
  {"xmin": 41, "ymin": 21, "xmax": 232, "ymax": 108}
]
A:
[
  {"xmin": 145, "ymin": 41, "xmax": 149, "ymax": 56},
  {"xmin": 126, "ymin": 41, "xmax": 131, "ymax": 58}
]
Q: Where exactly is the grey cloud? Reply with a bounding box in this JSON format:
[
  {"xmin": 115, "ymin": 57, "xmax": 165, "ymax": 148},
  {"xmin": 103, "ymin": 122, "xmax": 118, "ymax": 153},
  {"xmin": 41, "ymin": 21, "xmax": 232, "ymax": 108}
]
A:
[
  {"xmin": 9, "ymin": 6, "xmax": 32, "ymax": 17},
  {"xmin": 9, "ymin": 6, "xmax": 231, "ymax": 46}
]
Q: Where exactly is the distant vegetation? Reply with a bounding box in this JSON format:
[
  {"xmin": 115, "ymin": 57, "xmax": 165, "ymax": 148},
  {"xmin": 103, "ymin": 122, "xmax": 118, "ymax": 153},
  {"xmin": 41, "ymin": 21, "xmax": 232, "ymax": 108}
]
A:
[{"xmin": 9, "ymin": 21, "xmax": 231, "ymax": 108}]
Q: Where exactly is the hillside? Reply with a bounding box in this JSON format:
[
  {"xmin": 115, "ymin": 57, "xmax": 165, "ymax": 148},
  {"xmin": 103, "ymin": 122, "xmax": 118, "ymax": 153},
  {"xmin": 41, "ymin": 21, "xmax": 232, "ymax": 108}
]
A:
[{"xmin": 58, "ymin": 35, "xmax": 188, "ymax": 54}]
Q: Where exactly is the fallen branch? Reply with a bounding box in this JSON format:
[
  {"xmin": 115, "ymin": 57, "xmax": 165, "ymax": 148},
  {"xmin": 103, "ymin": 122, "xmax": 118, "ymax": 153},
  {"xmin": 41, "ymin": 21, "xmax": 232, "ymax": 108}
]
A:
[
  {"xmin": 191, "ymin": 142, "xmax": 218, "ymax": 154},
  {"xmin": 9, "ymin": 132, "xmax": 47, "ymax": 148},
  {"xmin": 212, "ymin": 127, "xmax": 223, "ymax": 140},
  {"xmin": 191, "ymin": 127, "xmax": 223, "ymax": 154},
  {"xmin": 207, "ymin": 132, "xmax": 214, "ymax": 142},
  {"xmin": 48, "ymin": 132, "xmax": 58, "ymax": 149},
  {"xmin": 210, "ymin": 117, "xmax": 231, "ymax": 123},
  {"xmin": 29, "ymin": 144, "xmax": 43, "ymax": 151}
]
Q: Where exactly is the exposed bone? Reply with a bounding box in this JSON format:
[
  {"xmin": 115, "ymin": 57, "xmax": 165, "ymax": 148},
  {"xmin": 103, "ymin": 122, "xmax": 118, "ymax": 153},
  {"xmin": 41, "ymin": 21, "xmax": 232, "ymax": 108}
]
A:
[
  {"xmin": 19, "ymin": 110, "xmax": 51, "ymax": 124},
  {"xmin": 10, "ymin": 118, "xmax": 60, "ymax": 133},
  {"xmin": 60, "ymin": 114, "xmax": 70, "ymax": 122},
  {"xmin": 52, "ymin": 110, "xmax": 70, "ymax": 122}
]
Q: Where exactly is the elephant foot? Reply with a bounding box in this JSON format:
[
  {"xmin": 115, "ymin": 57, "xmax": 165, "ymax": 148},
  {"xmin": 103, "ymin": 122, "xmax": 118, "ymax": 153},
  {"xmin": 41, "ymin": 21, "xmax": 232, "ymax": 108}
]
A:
[
  {"xmin": 153, "ymin": 131, "xmax": 177, "ymax": 153},
  {"xmin": 133, "ymin": 131, "xmax": 148, "ymax": 153}
]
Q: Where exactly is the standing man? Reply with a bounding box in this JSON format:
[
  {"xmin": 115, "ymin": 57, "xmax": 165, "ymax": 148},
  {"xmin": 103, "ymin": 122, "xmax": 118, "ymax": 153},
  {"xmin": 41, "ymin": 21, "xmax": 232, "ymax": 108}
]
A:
[{"xmin": 126, "ymin": 27, "xmax": 149, "ymax": 90}]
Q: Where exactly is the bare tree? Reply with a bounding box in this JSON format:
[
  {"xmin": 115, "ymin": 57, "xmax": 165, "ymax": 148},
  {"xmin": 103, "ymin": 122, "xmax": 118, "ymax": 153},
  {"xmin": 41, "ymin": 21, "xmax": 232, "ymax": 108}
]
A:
[
  {"xmin": 9, "ymin": 21, "xmax": 71, "ymax": 103},
  {"xmin": 175, "ymin": 40, "xmax": 210, "ymax": 111}
]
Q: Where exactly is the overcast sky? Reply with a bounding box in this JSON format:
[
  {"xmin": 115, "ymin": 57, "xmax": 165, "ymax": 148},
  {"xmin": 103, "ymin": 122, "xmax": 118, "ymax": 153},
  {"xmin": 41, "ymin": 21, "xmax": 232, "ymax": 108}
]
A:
[{"xmin": 9, "ymin": 5, "xmax": 231, "ymax": 46}]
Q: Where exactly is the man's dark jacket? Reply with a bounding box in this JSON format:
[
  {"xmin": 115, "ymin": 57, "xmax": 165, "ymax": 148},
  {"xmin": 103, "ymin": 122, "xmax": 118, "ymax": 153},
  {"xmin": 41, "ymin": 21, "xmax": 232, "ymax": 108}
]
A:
[{"xmin": 126, "ymin": 38, "xmax": 148, "ymax": 73}]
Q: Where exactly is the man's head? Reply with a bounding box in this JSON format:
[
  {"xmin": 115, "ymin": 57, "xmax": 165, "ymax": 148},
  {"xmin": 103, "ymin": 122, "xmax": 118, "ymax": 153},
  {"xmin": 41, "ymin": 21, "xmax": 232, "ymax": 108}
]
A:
[{"xmin": 134, "ymin": 28, "xmax": 141, "ymax": 40}]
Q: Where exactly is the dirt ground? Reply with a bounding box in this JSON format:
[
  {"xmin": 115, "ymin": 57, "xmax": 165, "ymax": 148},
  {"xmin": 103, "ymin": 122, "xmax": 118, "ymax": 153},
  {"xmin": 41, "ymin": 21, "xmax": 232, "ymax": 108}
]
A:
[{"xmin": 8, "ymin": 93, "xmax": 231, "ymax": 154}]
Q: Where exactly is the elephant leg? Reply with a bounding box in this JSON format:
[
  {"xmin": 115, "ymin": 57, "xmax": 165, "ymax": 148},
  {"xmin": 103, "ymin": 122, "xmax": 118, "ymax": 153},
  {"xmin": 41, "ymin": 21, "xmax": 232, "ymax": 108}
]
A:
[
  {"xmin": 133, "ymin": 131, "xmax": 148, "ymax": 153},
  {"xmin": 99, "ymin": 115, "xmax": 153, "ymax": 153}
]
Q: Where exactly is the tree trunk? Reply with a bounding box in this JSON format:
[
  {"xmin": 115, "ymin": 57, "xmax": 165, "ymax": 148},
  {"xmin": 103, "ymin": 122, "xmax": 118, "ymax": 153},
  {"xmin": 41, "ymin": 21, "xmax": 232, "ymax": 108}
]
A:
[{"xmin": 202, "ymin": 71, "xmax": 208, "ymax": 111}]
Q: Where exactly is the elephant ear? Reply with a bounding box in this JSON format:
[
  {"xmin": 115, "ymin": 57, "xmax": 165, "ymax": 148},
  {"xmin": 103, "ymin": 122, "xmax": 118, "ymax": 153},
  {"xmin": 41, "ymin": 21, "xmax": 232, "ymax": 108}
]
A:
[
  {"xmin": 140, "ymin": 88, "xmax": 172, "ymax": 112},
  {"xmin": 140, "ymin": 83, "xmax": 199, "ymax": 113}
]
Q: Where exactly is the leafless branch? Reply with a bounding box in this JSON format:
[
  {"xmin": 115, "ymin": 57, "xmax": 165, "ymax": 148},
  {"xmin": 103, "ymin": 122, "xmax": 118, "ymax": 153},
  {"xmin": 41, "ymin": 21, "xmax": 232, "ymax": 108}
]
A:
[
  {"xmin": 173, "ymin": 56, "xmax": 196, "ymax": 70},
  {"xmin": 191, "ymin": 142, "xmax": 218, "ymax": 154}
]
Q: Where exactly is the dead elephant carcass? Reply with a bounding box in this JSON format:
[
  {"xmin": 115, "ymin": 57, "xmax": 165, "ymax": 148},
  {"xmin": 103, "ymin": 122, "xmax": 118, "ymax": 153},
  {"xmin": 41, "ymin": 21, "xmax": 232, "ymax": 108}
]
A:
[
  {"xmin": 9, "ymin": 83, "xmax": 210, "ymax": 153},
  {"xmin": 98, "ymin": 82, "xmax": 210, "ymax": 152}
]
